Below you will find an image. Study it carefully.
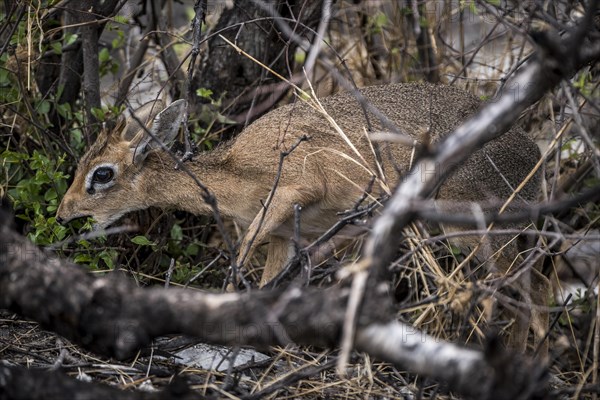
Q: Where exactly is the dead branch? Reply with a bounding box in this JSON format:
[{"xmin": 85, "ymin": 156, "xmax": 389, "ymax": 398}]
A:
[
  {"xmin": 0, "ymin": 212, "xmax": 548, "ymax": 399},
  {"xmin": 0, "ymin": 361, "xmax": 198, "ymax": 400},
  {"xmin": 415, "ymin": 186, "xmax": 600, "ymax": 226}
]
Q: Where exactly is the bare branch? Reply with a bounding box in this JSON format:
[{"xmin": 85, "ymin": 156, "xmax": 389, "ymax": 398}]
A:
[
  {"xmin": 364, "ymin": 7, "xmax": 600, "ymax": 283},
  {"xmin": 303, "ymin": 0, "xmax": 332, "ymax": 77},
  {"xmin": 0, "ymin": 215, "xmax": 549, "ymax": 400},
  {"xmin": 0, "ymin": 361, "xmax": 197, "ymax": 400}
]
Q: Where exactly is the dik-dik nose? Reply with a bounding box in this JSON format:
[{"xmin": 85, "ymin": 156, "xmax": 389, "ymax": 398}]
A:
[{"xmin": 55, "ymin": 200, "xmax": 71, "ymax": 225}]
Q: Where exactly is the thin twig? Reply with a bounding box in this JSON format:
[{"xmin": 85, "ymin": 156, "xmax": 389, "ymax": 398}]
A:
[
  {"xmin": 236, "ymin": 135, "xmax": 309, "ymax": 276},
  {"xmin": 303, "ymin": 0, "xmax": 331, "ymax": 76}
]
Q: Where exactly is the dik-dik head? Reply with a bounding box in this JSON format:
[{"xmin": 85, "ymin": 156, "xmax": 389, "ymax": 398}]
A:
[{"xmin": 56, "ymin": 100, "xmax": 186, "ymax": 228}]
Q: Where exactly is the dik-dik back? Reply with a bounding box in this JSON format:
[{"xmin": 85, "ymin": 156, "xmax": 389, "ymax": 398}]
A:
[{"xmin": 57, "ymin": 83, "xmax": 541, "ymax": 280}]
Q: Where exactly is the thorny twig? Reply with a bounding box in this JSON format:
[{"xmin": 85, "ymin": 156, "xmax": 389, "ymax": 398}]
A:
[
  {"xmin": 48, "ymin": 225, "xmax": 138, "ymax": 250},
  {"xmin": 184, "ymin": 252, "xmax": 223, "ymax": 287},
  {"xmin": 561, "ymin": 81, "xmax": 600, "ymax": 175}
]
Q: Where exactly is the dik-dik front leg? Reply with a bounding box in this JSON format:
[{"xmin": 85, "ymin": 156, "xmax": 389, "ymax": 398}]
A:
[{"xmin": 236, "ymin": 185, "xmax": 319, "ymax": 287}]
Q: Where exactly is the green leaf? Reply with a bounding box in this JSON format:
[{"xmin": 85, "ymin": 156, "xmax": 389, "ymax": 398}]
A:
[
  {"xmin": 51, "ymin": 41, "xmax": 62, "ymax": 54},
  {"xmin": 109, "ymin": 61, "xmax": 119, "ymax": 75},
  {"xmin": 44, "ymin": 188, "xmax": 57, "ymax": 201},
  {"xmin": 113, "ymin": 15, "xmax": 129, "ymax": 24},
  {"xmin": 112, "ymin": 37, "xmax": 122, "ymax": 49},
  {"xmin": 55, "ymin": 85, "xmax": 65, "ymax": 100},
  {"xmin": 53, "ymin": 225, "xmax": 67, "ymax": 241},
  {"xmin": 1, "ymin": 150, "xmax": 27, "ymax": 163},
  {"xmin": 56, "ymin": 102, "xmax": 71, "ymax": 118},
  {"xmin": 450, "ymin": 244, "xmax": 462, "ymax": 256},
  {"xmin": 0, "ymin": 68, "xmax": 10, "ymax": 85},
  {"xmin": 99, "ymin": 250, "xmax": 116, "ymax": 269},
  {"xmin": 170, "ymin": 223, "xmax": 183, "ymax": 241},
  {"xmin": 294, "ymin": 49, "xmax": 306, "ymax": 64},
  {"xmin": 131, "ymin": 235, "xmax": 155, "ymax": 246},
  {"xmin": 196, "ymin": 88, "xmax": 213, "ymax": 99},
  {"xmin": 185, "ymin": 243, "xmax": 199, "ymax": 257},
  {"xmin": 77, "ymin": 239, "xmax": 91, "ymax": 249},
  {"xmin": 74, "ymin": 254, "xmax": 93, "ymax": 263},
  {"xmin": 374, "ymin": 12, "xmax": 388, "ymax": 27},
  {"xmin": 99, "ymin": 48, "xmax": 110, "ymax": 63},
  {"xmin": 91, "ymin": 107, "xmax": 105, "ymax": 121},
  {"xmin": 37, "ymin": 100, "xmax": 51, "ymax": 114},
  {"xmin": 65, "ymin": 33, "xmax": 78, "ymax": 46}
]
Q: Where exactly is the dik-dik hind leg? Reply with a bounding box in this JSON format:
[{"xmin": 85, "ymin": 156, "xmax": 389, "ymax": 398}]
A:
[
  {"xmin": 503, "ymin": 255, "xmax": 550, "ymax": 359},
  {"xmin": 527, "ymin": 266, "xmax": 550, "ymax": 359},
  {"xmin": 451, "ymin": 230, "xmax": 550, "ymax": 357},
  {"xmin": 236, "ymin": 186, "xmax": 319, "ymax": 287}
]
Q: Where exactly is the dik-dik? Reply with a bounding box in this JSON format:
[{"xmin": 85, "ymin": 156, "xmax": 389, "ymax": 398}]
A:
[{"xmin": 56, "ymin": 83, "xmax": 549, "ymax": 354}]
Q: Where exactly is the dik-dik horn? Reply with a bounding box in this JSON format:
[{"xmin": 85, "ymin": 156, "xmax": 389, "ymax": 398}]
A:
[{"xmin": 56, "ymin": 83, "xmax": 549, "ymax": 355}]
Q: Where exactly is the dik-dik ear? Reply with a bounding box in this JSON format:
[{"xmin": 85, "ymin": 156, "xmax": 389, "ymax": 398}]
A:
[
  {"xmin": 127, "ymin": 99, "xmax": 187, "ymax": 164},
  {"xmin": 122, "ymin": 100, "xmax": 165, "ymax": 141}
]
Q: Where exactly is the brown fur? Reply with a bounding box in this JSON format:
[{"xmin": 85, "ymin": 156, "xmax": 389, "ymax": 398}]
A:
[{"xmin": 57, "ymin": 83, "xmax": 549, "ymax": 355}]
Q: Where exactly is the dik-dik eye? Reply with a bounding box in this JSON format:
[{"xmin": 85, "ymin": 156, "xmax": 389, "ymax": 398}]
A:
[
  {"xmin": 92, "ymin": 167, "xmax": 114, "ymax": 184},
  {"xmin": 85, "ymin": 164, "xmax": 118, "ymax": 194}
]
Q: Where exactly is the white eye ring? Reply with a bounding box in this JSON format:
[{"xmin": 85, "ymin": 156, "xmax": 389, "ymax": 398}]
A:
[{"xmin": 85, "ymin": 163, "xmax": 118, "ymax": 194}]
